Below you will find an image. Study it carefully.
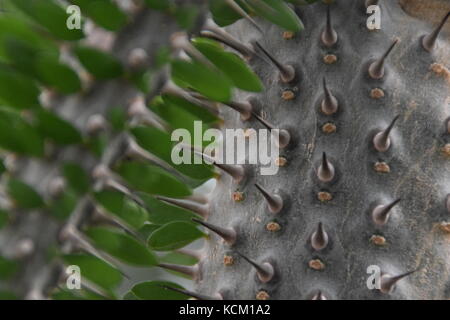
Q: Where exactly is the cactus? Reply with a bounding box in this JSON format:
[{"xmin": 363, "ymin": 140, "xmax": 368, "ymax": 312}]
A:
[{"xmin": 0, "ymin": 0, "xmax": 449, "ymax": 301}]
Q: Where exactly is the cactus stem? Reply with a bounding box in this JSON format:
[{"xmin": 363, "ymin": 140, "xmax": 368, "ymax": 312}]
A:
[
  {"xmin": 311, "ymin": 222, "xmax": 329, "ymax": 251},
  {"xmin": 317, "ymin": 152, "xmax": 335, "ymax": 183},
  {"xmin": 321, "ymin": 6, "xmax": 338, "ymax": 47},
  {"xmin": 372, "ymin": 198, "xmax": 401, "ymax": 225},
  {"xmin": 191, "ymin": 218, "xmax": 237, "ymax": 245},
  {"xmin": 422, "ymin": 12, "xmax": 450, "ymax": 52},
  {"xmin": 159, "ymin": 285, "xmax": 221, "ymax": 300},
  {"xmin": 380, "ymin": 270, "xmax": 417, "ymax": 294},
  {"xmin": 254, "ymin": 183, "xmax": 284, "ymax": 214},
  {"xmin": 311, "ymin": 290, "xmax": 328, "ymax": 300},
  {"xmin": 321, "ymin": 77, "xmax": 339, "ymax": 115},
  {"xmin": 158, "ymin": 263, "xmax": 199, "ymax": 280},
  {"xmin": 368, "ymin": 38, "xmax": 399, "ymax": 79},
  {"xmin": 373, "ymin": 115, "xmax": 400, "ymax": 152},
  {"xmin": 224, "ymin": 100, "xmax": 253, "ymax": 121},
  {"xmin": 252, "ymin": 112, "xmax": 291, "ymax": 148},
  {"xmin": 253, "ymin": 41, "xmax": 296, "ymax": 83},
  {"xmin": 235, "ymin": 251, "xmax": 274, "ymax": 283},
  {"xmin": 155, "ymin": 196, "xmax": 210, "ymax": 218}
]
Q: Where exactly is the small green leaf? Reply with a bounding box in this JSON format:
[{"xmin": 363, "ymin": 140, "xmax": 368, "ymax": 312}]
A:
[
  {"xmin": 62, "ymin": 254, "xmax": 122, "ymax": 291},
  {"xmin": 74, "ymin": 46, "xmax": 123, "ymax": 79},
  {"xmin": 0, "ymin": 209, "xmax": 9, "ymax": 229},
  {"xmin": 116, "ymin": 162, "xmax": 191, "ymax": 198},
  {"xmin": 148, "ymin": 221, "xmax": 205, "ymax": 251},
  {"xmin": 174, "ymin": 5, "xmax": 199, "ymax": 31},
  {"xmin": 139, "ymin": 193, "xmax": 201, "ymax": 225},
  {"xmin": 7, "ymin": 178, "xmax": 44, "ymax": 209},
  {"xmin": 69, "ymin": 0, "xmax": 127, "ymax": 31},
  {"xmin": 138, "ymin": 223, "xmax": 162, "ymax": 240},
  {"xmin": 62, "ymin": 163, "xmax": 90, "ymax": 195},
  {"xmin": 85, "ymin": 227, "xmax": 157, "ymax": 267},
  {"xmin": 0, "ymin": 256, "xmax": 17, "ymax": 280},
  {"xmin": 209, "ymin": 0, "xmax": 247, "ymax": 27},
  {"xmin": 245, "ymin": 0, "xmax": 304, "ymax": 32},
  {"xmin": 35, "ymin": 54, "xmax": 81, "ymax": 94},
  {"xmin": 107, "ymin": 107, "xmax": 127, "ymax": 132},
  {"xmin": 0, "ymin": 64, "xmax": 40, "ymax": 109},
  {"xmin": 192, "ymin": 38, "xmax": 264, "ymax": 92},
  {"xmin": 11, "ymin": 0, "xmax": 85, "ymax": 41},
  {"xmin": 143, "ymin": 0, "xmax": 172, "ymax": 10},
  {"xmin": 160, "ymin": 251, "xmax": 198, "ymax": 266},
  {"xmin": 0, "ymin": 109, "xmax": 44, "ymax": 156},
  {"xmin": 130, "ymin": 281, "xmax": 188, "ymax": 300},
  {"xmin": 49, "ymin": 190, "xmax": 77, "ymax": 221},
  {"xmin": 171, "ymin": 59, "xmax": 232, "ymax": 102},
  {"xmin": 94, "ymin": 190, "xmax": 148, "ymax": 229},
  {"xmin": 161, "ymin": 93, "xmax": 219, "ymax": 124},
  {"xmin": 34, "ymin": 109, "xmax": 83, "ymax": 145}
]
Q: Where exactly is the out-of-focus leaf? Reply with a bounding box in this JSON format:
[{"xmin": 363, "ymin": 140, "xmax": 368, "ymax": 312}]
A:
[
  {"xmin": 0, "ymin": 109, "xmax": 44, "ymax": 156},
  {"xmin": 62, "ymin": 163, "xmax": 90, "ymax": 195},
  {"xmin": 0, "ymin": 256, "xmax": 17, "ymax": 280},
  {"xmin": 35, "ymin": 54, "xmax": 81, "ymax": 94},
  {"xmin": 11, "ymin": 0, "xmax": 84, "ymax": 40},
  {"xmin": 49, "ymin": 190, "xmax": 77, "ymax": 221},
  {"xmin": 33, "ymin": 109, "xmax": 83, "ymax": 145},
  {"xmin": 85, "ymin": 227, "xmax": 157, "ymax": 267},
  {"xmin": 174, "ymin": 5, "xmax": 199, "ymax": 31},
  {"xmin": 0, "ymin": 64, "xmax": 40, "ymax": 109},
  {"xmin": 116, "ymin": 162, "xmax": 191, "ymax": 198},
  {"xmin": 192, "ymin": 37, "xmax": 263, "ymax": 92},
  {"xmin": 130, "ymin": 281, "xmax": 188, "ymax": 300},
  {"xmin": 7, "ymin": 178, "xmax": 44, "ymax": 209},
  {"xmin": 94, "ymin": 190, "xmax": 148, "ymax": 229},
  {"xmin": 62, "ymin": 253, "xmax": 122, "ymax": 291},
  {"xmin": 107, "ymin": 107, "xmax": 127, "ymax": 132},
  {"xmin": 148, "ymin": 221, "xmax": 205, "ymax": 251},
  {"xmin": 74, "ymin": 46, "xmax": 123, "ymax": 79},
  {"xmin": 69, "ymin": 0, "xmax": 127, "ymax": 31},
  {"xmin": 209, "ymin": 0, "xmax": 248, "ymax": 27},
  {"xmin": 143, "ymin": 0, "xmax": 172, "ymax": 10},
  {"xmin": 0, "ymin": 209, "xmax": 9, "ymax": 229}
]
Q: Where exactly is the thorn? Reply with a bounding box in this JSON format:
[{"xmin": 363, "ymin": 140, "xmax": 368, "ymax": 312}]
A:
[
  {"xmin": 253, "ymin": 41, "xmax": 296, "ymax": 83},
  {"xmin": 156, "ymin": 195, "xmax": 209, "ymax": 218},
  {"xmin": 422, "ymin": 12, "xmax": 450, "ymax": 52},
  {"xmin": 321, "ymin": 78, "xmax": 339, "ymax": 115},
  {"xmin": 252, "ymin": 112, "xmax": 291, "ymax": 148},
  {"xmin": 159, "ymin": 285, "xmax": 220, "ymax": 300},
  {"xmin": 321, "ymin": 6, "xmax": 338, "ymax": 47},
  {"xmin": 225, "ymin": 0, "xmax": 263, "ymax": 34},
  {"xmin": 311, "ymin": 290, "xmax": 328, "ymax": 300},
  {"xmin": 372, "ymin": 198, "xmax": 401, "ymax": 225},
  {"xmin": 191, "ymin": 218, "xmax": 237, "ymax": 245},
  {"xmin": 202, "ymin": 20, "xmax": 255, "ymax": 58},
  {"xmin": 373, "ymin": 116, "xmax": 400, "ymax": 152},
  {"xmin": 317, "ymin": 152, "xmax": 335, "ymax": 182},
  {"xmin": 235, "ymin": 251, "xmax": 274, "ymax": 283},
  {"xmin": 171, "ymin": 32, "xmax": 216, "ymax": 70},
  {"xmin": 224, "ymin": 100, "xmax": 253, "ymax": 121},
  {"xmin": 365, "ymin": 0, "xmax": 379, "ymax": 7},
  {"xmin": 158, "ymin": 263, "xmax": 199, "ymax": 280},
  {"xmin": 368, "ymin": 38, "xmax": 399, "ymax": 79},
  {"xmin": 311, "ymin": 222, "xmax": 329, "ymax": 251},
  {"xmin": 175, "ymin": 248, "xmax": 203, "ymax": 261},
  {"xmin": 254, "ymin": 183, "xmax": 284, "ymax": 214},
  {"xmin": 380, "ymin": 270, "xmax": 416, "ymax": 294}
]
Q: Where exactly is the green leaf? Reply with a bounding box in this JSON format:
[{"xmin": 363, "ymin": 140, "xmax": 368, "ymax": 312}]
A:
[
  {"xmin": 130, "ymin": 281, "xmax": 188, "ymax": 300},
  {"xmin": 192, "ymin": 37, "xmax": 263, "ymax": 92},
  {"xmin": 245, "ymin": 0, "xmax": 304, "ymax": 32},
  {"xmin": 74, "ymin": 46, "xmax": 123, "ymax": 79},
  {"xmin": 85, "ymin": 227, "xmax": 157, "ymax": 267},
  {"xmin": 33, "ymin": 109, "xmax": 83, "ymax": 145},
  {"xmin": 0, "ymin": 256, "xmax": 17, "ymax": 280},
  {"xmin": 161, "ymin": 94, "xmax": 219, "ymax": 124},
  {"xmin": 35, "ymin": 54, "xmax": 81, "ymax": 94},
  {"xmin": 138, "ymin": 223, "xmax": 161, "ymax": 240},
  {"xmin": 11, "ymin": 0, "xmax": 85, "ymax": 41},
  {"xmin": 160, "ymin": 251, "xmax": 198, "ymax": 266},
  {"xmin": 174, "ymin": 5, "xmax": 199, "ymax": 31},
  {"xmin": 62, "ymin": 253, "xmax": 122, "ymax": 291},
  {"xmin": 148, "ymin": 221, "xmax": 205, "ymax": 251},
  {"xmin": 131, "ymin": 126, "xmax": 214, "ymax": 182},
  {"xmin": 0, "ymin": 64, "xmax": 40, "ymax": 109},
  {"xmin": 69, "ymin": 0, "xmax": 127, "ymax": 31},
  {"xmin": 0, "ymin": 109, "xmax": 44, "ymax": 156},
  {"xmin": 209, "ymin": 0, "xmax": 247, "ymax": 27},
  {"xmin": 62, "ymin": 163, "xmax": 90, "ymax": 195},
  {"xmin": 49, "ymin": 190, "xmax": 77, "ymax": 221},
  {"xmin": 171, "ymin": 59, "xmax": 232, "ymax": 102},
  {"xmin": 143, "ymin": 0, "xmax": 172, "ymax": 10},
  {"xmin": 94, "ymin": 190, "xmax": 148, "ymax": 229},
  {"xmin": 7, "ymin": 178, "xmax": 44, "ymax": 209},
  {"xmin": 0, "ymin": 209, "xmax": 9, "ymax": 229},
  {"xmin": 139, "ymin": 193, "xmax": 201, "ymax": 225},
  {"xmin": 116, "ymin": 162, "xmax": 191, "ymax": 198},
  {"xmin": 0, "ymin": 291, "xmax": 17, "ymax": 300},
  {"xmin": 107, "ymin": 107, "xmax": 127, "ymax": 132}
]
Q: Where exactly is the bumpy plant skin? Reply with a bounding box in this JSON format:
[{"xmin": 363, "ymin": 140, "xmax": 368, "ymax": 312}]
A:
[{"xmin": 197, "ymin": 1, "xmax": 450, "ymax": 299}]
